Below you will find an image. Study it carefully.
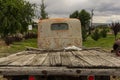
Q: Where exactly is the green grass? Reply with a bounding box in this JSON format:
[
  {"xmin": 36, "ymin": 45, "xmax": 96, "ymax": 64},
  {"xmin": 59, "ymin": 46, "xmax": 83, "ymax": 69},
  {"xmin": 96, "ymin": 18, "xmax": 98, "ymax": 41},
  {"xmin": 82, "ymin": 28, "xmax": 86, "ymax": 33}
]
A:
[
  {"xmin": 0, "ymin": 34, "xmax": 117, "ymax": 57},
  {"xmin": 0, "ymin": 38, "xmax": 37, "ymax": 57},
  {"xmin": 83, "ymin": 34, "xmax": 115, "ymax": 50}
]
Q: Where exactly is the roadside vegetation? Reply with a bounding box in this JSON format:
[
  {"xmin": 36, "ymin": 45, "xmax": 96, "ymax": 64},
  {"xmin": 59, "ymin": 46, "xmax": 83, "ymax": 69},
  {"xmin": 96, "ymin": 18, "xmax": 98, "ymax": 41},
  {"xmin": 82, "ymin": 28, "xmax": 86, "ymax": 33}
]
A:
[
  {"xmin": 0, "ymin": 0, "xmax": 48, "ymax": 57},
  {"xmin": 0, "ymin": 38, "xmax": 37, "ymax": 57},
  {"xmin": 83, "ymin": 34, "xmax": 115, "ymax": 51},
  {"xmin": 0, "ymin": 33, "xmax": 119, "ymax": 56},
  {"xmin": 0, "ymin": 0, "xmax": 120, "ymax": 57}
]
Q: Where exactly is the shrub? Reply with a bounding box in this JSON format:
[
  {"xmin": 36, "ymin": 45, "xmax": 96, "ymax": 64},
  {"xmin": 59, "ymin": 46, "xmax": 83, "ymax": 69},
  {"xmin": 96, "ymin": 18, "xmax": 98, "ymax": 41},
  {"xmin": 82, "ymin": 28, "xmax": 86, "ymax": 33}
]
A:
[
  {"xmin": 24, "ymin": 32, "xmax": 37, "ymax": 39},
  {"xmin": 91, "ymin": 29, "xmax": 100, "ymax": 41},
  {"xmin": 4, "ymin": 35, "xmax": 23, "ymax": 45},
  {"xmin": 4, "ymin": 36, "xmax": 14, "ymax": 45},
  {"xmin": 100, "ymin": 28, "xmax": 107, "ymax": 38}
]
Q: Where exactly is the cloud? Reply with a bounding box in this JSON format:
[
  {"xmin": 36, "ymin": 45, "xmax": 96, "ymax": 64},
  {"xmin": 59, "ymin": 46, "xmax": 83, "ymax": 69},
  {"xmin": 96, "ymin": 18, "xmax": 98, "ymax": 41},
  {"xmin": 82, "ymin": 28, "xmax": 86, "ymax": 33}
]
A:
[{"xmin": 26, "ymin": 0, "xmax": 120, "ymax": 23}]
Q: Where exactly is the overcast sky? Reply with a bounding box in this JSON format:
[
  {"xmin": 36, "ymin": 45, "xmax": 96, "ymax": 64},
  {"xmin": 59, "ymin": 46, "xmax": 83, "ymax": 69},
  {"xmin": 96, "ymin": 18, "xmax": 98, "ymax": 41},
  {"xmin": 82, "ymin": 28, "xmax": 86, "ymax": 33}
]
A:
[{"xmin": 26, "ymin": 0, "xmax": 120, "ymax": 23}]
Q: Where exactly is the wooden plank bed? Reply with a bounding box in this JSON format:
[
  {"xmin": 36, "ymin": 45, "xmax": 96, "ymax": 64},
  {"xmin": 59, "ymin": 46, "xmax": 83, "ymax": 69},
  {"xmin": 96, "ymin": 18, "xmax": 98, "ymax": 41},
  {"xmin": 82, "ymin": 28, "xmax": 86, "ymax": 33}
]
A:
[{"xmin": 0, "ymin": 49, "xmax": 120, "ymax": 75}]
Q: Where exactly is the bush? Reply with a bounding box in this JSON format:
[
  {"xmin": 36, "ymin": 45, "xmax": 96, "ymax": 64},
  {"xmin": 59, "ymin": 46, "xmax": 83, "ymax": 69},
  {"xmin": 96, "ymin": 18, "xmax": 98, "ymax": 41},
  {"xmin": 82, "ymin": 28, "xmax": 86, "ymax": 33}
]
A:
[
  {"xmin": 100, "ymin": 28, "xmax": 107, "ymax": 38},
  {"xmin": 4, "ymin": 32, "xmax": 37, "ymax": 45},
  {"xmin": 91, "ymin": 29, "xmax": 100, "ymax": 41},
  {"xmin": 24, "ymin": 32, "xmax": 37, "ymax": 39},
  {"xmin": 4, "ymin": 36, "xmax": 23, "ymax": 45}
]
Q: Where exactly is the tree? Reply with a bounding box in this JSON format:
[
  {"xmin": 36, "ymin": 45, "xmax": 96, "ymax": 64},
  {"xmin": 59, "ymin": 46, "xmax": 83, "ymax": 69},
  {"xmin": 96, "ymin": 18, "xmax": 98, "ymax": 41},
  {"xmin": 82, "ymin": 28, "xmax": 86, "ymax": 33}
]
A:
[
  {"xmin": 100, "ymin": 27, "xmax": 108, "ymax": 38},
  {"xmin": 0, "ymin": 0, "xmax": 35, "ymax": 38},
  {"xmin": 70, "ymin": 10, "xmax": 79, "ymax": 18},
  {"xmin": 40, "ymin": 0, "xmax": 48, "ymax": 19},
  {"xmin": 111, "ymin": 22, "xmax": 120, "ymax": 40},
  {"xmin": 79, "ymin": 9, "xmax": 91, "ymax": 28},
  {"xmin": 70, "ymin": 9, "xmax": 91, "ymax": 41},
  {"xmin": 91, "ymin": 29, "xmax": 100, "ymax": 41}
]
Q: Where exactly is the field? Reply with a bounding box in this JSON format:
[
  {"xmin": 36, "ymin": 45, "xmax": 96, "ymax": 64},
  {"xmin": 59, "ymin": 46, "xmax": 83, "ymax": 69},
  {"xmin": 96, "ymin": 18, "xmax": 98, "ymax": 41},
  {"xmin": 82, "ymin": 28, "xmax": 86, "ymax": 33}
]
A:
[
  {"xmin": 0, "ymin": 34, "xmax": 117, "ymax": 57},
  {"xmin": 0, "ymin": 39, "xmax": 37, "ymax": 57},
  {"xmin": 83, "ymin": 34, "xmax": 115, "ymax": 51}
]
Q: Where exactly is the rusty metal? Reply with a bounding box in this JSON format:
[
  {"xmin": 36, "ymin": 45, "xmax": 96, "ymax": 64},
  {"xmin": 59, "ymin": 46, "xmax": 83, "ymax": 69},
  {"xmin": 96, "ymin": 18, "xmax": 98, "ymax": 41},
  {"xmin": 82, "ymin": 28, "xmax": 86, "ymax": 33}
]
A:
[
  {"xmin": 38, "ymin": 18, "xmax": 82, "ymax": 49},
  {"xmin": 113, "ymin": 39, "xmax": 120, "ymax": 56}
]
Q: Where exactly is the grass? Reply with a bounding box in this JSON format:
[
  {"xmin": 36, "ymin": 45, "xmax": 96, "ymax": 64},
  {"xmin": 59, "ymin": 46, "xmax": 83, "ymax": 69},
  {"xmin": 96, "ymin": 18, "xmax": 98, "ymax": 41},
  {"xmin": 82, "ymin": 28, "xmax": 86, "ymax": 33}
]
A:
[
  {"xmin": 0, "ymin": 34, "xmax": 117, "ymax": 57},
  {"xmin": 83, "ymin": 34, "xmax": 115, "ymax": 51},
  {"xmin": 0, "ymin": 38, "xmax": 37, "ymax": 57}
]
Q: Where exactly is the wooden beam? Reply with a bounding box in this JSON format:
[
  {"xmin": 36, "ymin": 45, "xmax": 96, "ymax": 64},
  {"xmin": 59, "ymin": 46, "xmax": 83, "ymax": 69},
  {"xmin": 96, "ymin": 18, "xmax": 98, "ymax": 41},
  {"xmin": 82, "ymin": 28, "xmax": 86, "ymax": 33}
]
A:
[{"xmin": 0, "ymin": 67, "xmax": 120, "ymax": 76}]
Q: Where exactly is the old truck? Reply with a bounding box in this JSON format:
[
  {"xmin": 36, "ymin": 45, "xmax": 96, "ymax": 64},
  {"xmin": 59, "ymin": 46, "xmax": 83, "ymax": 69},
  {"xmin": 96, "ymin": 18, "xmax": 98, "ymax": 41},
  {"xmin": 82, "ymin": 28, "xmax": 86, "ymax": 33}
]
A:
[{"xmin": 0, "ymin": 18, "xmax": 120, "ymax": 80}]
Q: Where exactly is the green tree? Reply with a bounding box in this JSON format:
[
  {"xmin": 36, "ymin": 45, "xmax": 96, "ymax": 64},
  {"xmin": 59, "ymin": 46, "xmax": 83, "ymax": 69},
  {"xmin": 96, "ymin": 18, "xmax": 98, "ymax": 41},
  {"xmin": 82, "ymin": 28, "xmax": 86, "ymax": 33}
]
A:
[
  {"xmin": 40, "ymin": 0, "xmax": 48, "ymax": 19},
  {"xmin": 70, "ymin": 9, "xmax": 91, "ymax": 41},
  {"xmin": 111, "ymin": 22, "xmax": 120, "ymax": 40},
  {"xmin": 0, "ymin": 0, "xmax": 35, "ymax": 38},
  {"xmin": 82, "ymin": 27, "xmax": 88, "ymax": 41},
  {"xmin": 100, "ymin": 27, "xmax": 107, "ymax": 38},
  {"xmin": 79, "ymin": 9, "xmax": 91, "ymax": 27},
  {"xmin": 70, "ymin": 10, "xmax": 79, "ymax": 18},
  {"xmin": 91, "ymin": 29, "xmax": 100, "ymax": 41}
]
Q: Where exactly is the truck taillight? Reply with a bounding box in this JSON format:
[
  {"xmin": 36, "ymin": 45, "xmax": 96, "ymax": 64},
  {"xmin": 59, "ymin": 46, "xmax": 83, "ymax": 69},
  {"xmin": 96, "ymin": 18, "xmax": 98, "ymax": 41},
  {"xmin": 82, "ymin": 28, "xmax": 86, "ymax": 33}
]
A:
[
  {"xmin": 29, "ymin": 76, "xmax": 35, "ymax": 80},
  {"xmin": 88, "ymin": 75, "xmax": 94, "ymax": 80}
]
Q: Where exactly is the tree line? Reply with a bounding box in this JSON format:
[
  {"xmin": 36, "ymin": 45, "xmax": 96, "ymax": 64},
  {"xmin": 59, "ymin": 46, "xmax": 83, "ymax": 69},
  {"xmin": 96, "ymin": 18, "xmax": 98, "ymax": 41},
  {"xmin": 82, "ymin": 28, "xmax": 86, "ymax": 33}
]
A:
[
  {"xmin": 0, "ymin": 0, "xmax": 119, "ymax": 45},
  {"xmin": 69, "ymin": 10, "xmax": 120, "ymax": 41},
  {"xmin": 0, "ymin": 0, "xmax": 35, "ymax": 37}
]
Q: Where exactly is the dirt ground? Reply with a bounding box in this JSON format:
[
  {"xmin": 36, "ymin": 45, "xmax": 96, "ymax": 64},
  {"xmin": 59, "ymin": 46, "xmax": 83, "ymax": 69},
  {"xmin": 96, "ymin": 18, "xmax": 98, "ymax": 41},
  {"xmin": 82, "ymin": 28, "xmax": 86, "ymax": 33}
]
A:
[{"xmin": 0, "ymin": 40, "xmax": 6, "ymax": 46}]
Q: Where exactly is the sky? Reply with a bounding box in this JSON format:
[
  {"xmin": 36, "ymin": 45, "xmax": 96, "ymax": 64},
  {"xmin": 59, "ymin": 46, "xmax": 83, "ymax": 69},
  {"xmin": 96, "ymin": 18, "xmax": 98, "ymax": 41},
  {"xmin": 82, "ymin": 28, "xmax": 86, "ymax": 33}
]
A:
[{"xmin": 26, "ymin": 0, "xmax": 120, "ymax": 23}]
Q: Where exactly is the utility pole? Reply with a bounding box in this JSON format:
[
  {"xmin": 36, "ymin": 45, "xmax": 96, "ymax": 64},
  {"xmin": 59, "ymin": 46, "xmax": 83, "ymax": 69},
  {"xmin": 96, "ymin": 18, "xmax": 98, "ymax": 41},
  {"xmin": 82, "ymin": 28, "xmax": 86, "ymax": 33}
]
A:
[{"xmin": 89, "ymin": 9, "xmax": 94, "ymax": 35}]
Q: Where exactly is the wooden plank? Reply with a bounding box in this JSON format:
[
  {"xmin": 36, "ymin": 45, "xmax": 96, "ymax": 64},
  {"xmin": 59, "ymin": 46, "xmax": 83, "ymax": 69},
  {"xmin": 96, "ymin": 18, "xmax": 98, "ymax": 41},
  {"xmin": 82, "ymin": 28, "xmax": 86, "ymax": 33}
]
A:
[
  {"xmin": 76, "ymin": 51, "xmax": 115, "ymax": 67},
  {"xmin": 0, "ymin": 51, "xmax": 26, "ymax": 64},
  {"xmin": 88, "ymin": 50, "xmax": 112, "ymax": 56},
  {"xmin": 7, "ymin": 51, "xmax": 28, "ymax": 57},
  {"xmin": 0, "ymin": 57, "xmax": 7, "ymax": 63},
  {"xmin": 32, "ymin": 53, "xmax": 48, "ymax": 65},
  {"xmin": 79, "ymin": 50, "xmax": 98, "ymax": 56},
  {"xmin": 42, "ymin": 52, "xmax": 64, "ymax": 66},
  {"xmin": 25, "ymin": 54, "xmax": 41, "ymax": 65},
  {"xmin": 87, "ymin": 50, "xmax": 115, "ymax": 67},
  {"xmin": 72, "ymin": 51, "xmax": 101, "ymax": 66},
  {"xmin": 60, "ymin": 51, "xmax": 72, "ymax": 66},
  {"xmin": 91, "ymin": 50, "xmax": 120, "ymax": 67},
  {"xmin": 10, "ymin": 54, "xmax": 36, "ymax": 66},
  {"xmin": 68, "ymin": 52, "xmax": 89, "ymax": 67},
  {"xmin": 100, "ymin": 56, "xmax": 120, "ymax": 67},
  {"xmin": 24, "ymin": 54, "xmax": 37, "ymax": 65},
  {"xmin": 48, "ymin": 52, "xmax": 61, "ymax": 66},
  {"xmin": 54, "ymin": 52, "xmax": 61, "ymax": 66},
  {"xmin": 85, "ymin": 56, "xmax": 115, "ymax": 67},
  {"xmin": 0, "ymin": 67, "xmax": 120, "ymax": 75},
  {"xmin": 0, "ymin": 52, "xmax": 27, "ymax": 65},
  {"xmin": 49, "ymin": 52, "xmax": 56, "ymax": 66},
  {"xmin": 42, "ymin": 54, "xmax": 50, "ymax": 66}
]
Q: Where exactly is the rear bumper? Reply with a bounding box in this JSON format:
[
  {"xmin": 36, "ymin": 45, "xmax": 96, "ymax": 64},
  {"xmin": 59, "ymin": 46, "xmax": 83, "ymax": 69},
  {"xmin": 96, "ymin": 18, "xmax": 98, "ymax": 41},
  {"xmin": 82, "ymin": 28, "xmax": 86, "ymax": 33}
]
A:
[{"xmin": 0, "ymin": 67, "xmax": 120, "ymax": 76}]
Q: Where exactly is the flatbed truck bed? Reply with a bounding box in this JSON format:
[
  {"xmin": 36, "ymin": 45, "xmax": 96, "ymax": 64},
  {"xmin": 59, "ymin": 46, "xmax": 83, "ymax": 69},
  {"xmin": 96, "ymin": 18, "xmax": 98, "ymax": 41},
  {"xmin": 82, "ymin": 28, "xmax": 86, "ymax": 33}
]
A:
[{"xmin": 0, "ymin": 49, "xmax": 120, "ymax": 76}]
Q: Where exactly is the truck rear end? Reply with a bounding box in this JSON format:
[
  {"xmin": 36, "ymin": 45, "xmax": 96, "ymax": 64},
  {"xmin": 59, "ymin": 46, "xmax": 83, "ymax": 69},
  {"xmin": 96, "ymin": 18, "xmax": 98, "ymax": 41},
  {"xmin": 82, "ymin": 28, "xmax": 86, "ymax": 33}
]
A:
[
  {"xmin": 0, "ymin": 49, "xmax": 117, "ymax": 80},
  {"xmin": 0, "ymin": 18, "xmax": 119, "ymax": 80}
]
